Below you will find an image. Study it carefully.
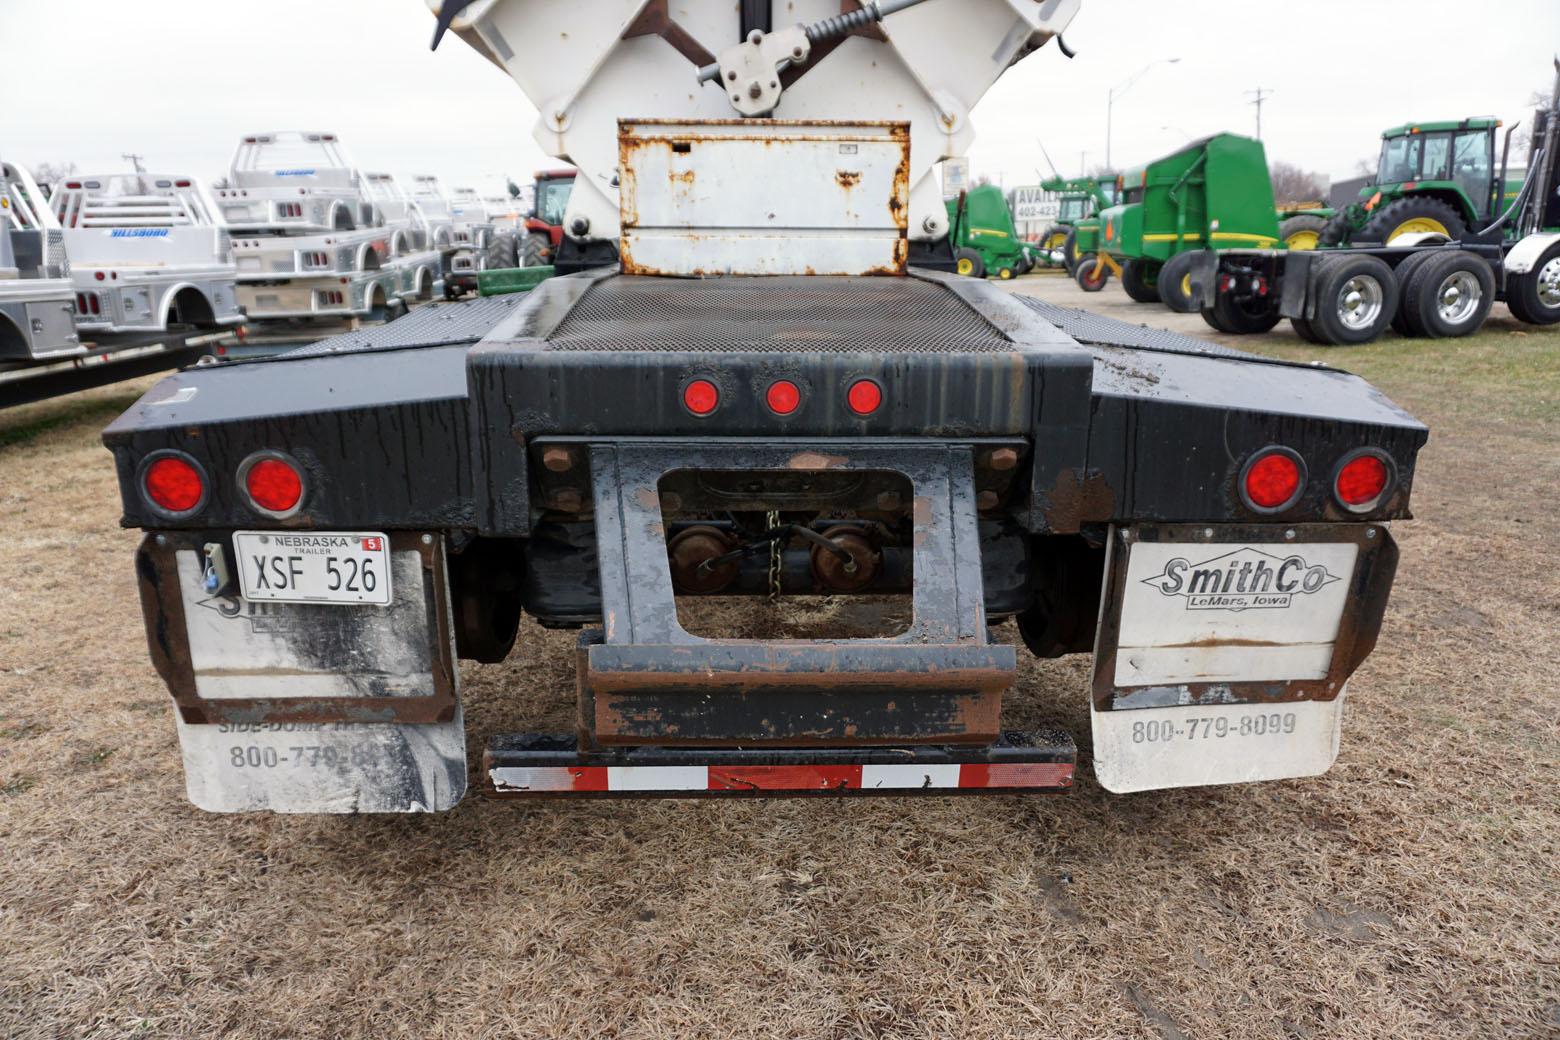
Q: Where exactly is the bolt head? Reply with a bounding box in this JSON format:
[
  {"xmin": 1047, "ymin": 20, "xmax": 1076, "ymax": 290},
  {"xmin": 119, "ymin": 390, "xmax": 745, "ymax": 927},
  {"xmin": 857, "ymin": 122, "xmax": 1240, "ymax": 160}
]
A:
[
  {"xmin": 977, "ymin": 490, "xmax": 1000, "ymax": 511},
  {"xmin": 541, "ymin": 445, "xmax": 574, "ymax": 473},
  {"xmin": 748, "ymin": 81, "xmax": 764, "ymax": 99},
  {"xmin": 550, "ymin": 489, "xmax": 583, "ymax": 513},
  {"xmin": 987, "ymin": 447, "xmax": 1020, "ymax": 472}
]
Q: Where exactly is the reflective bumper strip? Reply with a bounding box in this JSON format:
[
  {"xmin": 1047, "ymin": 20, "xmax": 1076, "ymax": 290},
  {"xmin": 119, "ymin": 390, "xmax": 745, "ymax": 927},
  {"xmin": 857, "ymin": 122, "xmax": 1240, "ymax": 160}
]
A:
[{"xmin": 489, "ymin": 761, "xmax": 1074, "ymax": 794}]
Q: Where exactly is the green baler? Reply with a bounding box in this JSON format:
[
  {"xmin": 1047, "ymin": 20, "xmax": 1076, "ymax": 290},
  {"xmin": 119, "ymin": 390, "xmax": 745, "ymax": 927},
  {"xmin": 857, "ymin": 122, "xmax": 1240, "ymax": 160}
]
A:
[
  {"xmin": 945, "ymin": 184, "xmax": 1035, "ymax": 279},
  {"xmin": 1081, "ymin": 133, "xmax": 1281, "ymax": 309}
]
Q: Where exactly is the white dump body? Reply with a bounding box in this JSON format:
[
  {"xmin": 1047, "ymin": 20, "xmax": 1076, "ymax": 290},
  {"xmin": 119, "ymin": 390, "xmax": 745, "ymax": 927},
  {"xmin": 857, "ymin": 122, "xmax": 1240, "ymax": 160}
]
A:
[
  {"xmin": 221, "ymin": 131, "xmax": 374, "ymax": 233},
  {"xmin": 1, "ymin": 158, "xmax": 79, "ymax": 361},
  {"xmin": 430, "ymin": 0, "xmax": 1081, "ymax": 272},
  {"xmin": 50, "ymin": 174, "xmax": 242, "ymax": 335}
]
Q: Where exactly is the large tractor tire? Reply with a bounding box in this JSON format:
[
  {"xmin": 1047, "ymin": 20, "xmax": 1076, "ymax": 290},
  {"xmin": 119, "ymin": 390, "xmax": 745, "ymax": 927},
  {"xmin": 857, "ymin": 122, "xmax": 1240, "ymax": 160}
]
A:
[
  {"xmin": 1398, "ymin": 250, "xmax": 1495, "ymax": 339},
  {"xmin": 1318, "ymin": 210, "xmax": 1357, "ymax": 247},
  {"xmin": 954, "ymin": 248, "xmax": 987, "ymax": 278},
  {"xmin": 1279, "ymin": 214, "xmax": 1327, "ymax": 251},
  {"xmin": 1120, "ymin": 259, "xmax": 1161, "ymax": 303},
  {"xmin": 1504, "ymin": 240, "xmax": 1560, "ymax": 326},
  {"xmin": 484, "ymin": 231, "xmax": 519, "ymax": 271},
  {"xmin": 1157, "ymin": 251, "xmax": 1200, "ymax": 313},
  {"xmin": 1358, "ymin": 196, "xmax": 1468, "ymax": 244},
  {"xmin": 1074, "ymin": 257, "xmax": 1109, "ymax": 292},
  {"xmin": 521, "ymin": 231, "xmax": 552, "ymax": 267},
  {"xmin": 1039, "ymin": 225, "xmax": 1069, "ymax": 264},
  {"xmin": 1063, "ymin": 228, "xmax": 1081, "ymax": 275},
  {"xmin": 1305, "ymin": 254, "xmax": 1399, "ymax": 345}
]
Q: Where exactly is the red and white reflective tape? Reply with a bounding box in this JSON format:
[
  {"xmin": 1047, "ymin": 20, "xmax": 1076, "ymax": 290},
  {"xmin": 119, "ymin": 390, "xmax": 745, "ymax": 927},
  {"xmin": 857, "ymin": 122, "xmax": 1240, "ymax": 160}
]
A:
[{"xmin": 490, "ymin": 761, "xmax": 1073, "ymax": 794}]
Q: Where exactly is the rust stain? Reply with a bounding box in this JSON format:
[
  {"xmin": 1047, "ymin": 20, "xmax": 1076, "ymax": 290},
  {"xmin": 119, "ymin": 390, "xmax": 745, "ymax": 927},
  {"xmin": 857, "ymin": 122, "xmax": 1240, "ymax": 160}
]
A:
[
  {"xmin": 787, "ymin": 451, "xmax": 849, "ymax": 470},
  {"xmin": 1039, "ymin": 469, "xmax": 1116, "ymax": 534},
  {"xmin": 835, "ymin": 170, "xmax": 861, "ymax": 189}
]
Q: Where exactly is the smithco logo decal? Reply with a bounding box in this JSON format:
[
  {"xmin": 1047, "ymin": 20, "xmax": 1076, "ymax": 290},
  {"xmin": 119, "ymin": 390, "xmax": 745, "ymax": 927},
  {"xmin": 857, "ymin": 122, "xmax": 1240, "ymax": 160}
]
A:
[{"xmin": 1141, "ymin": 547, "xmax": 1342, "ymax": 611}]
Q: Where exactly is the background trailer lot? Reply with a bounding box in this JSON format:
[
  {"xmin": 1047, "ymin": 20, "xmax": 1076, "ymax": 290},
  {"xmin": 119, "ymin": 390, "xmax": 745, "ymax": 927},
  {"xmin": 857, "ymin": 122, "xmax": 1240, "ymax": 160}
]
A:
[{"xmin": 1, "ymin": 278, "xmax": 1555, "ymax": 1039}]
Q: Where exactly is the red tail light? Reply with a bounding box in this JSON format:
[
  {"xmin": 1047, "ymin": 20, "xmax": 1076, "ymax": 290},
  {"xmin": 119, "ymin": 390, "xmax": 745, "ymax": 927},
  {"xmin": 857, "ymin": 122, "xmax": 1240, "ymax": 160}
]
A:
[
  {"xmin": 846, "ymin": 379, "xmax": 882, "ymax": 416},
  {"xmin": 142, "ymin": 454, "xmax": 206, "ymax": 516},
  {"xmin": 765, "ymin": 380, "xmax": 801, "ymax": 415},
  {"xmin": 242, "ymin": 454, "xmax": 305, "ymax": 515},
  {"xmin": 1240, "ymin": 448, "xmax": 1304, "ymax": 512},
  {"xmin": 1334, "ymin": 451, "xmax": 1391, "ymax": 511},
  {"xmin": 683, "ymin": 379, "xmax": 719, "ymax": 416}
]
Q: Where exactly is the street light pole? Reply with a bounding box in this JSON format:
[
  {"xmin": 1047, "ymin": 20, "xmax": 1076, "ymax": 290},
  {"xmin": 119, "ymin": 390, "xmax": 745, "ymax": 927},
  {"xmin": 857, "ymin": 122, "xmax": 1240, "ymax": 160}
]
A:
[{"xmin": 1106, "ymin": 58, "xmax": 1181, "ymax": 170}]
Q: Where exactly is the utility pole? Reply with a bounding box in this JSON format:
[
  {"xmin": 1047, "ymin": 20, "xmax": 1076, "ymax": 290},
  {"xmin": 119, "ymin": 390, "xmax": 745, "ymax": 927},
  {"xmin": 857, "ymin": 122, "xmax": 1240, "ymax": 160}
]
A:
[
  {"xmin": 1245, "ymin": 88, "xmax": 1273, "ymax": 140},
  {"xmin": 122, "ymin": 152, "xmax": 146, "ymax": 173}
]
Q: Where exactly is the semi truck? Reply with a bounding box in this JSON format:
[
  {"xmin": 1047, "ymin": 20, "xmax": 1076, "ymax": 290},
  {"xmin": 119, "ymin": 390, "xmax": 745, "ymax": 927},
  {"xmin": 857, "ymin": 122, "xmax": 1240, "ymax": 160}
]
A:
[{"xmin": 103, "ymin": 0, "xmax": 1425, "ymax": 813}]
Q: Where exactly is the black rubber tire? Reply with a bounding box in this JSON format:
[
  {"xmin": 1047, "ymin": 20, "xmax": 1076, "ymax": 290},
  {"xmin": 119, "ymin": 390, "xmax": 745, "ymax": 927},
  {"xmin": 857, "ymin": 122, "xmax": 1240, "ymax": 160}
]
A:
[
  {"xmin": 1290, "ymin": 316, "xmax": 1324, "ymax": 343},
  {"xmin": 1208, "ymin": 291, "xmax": 1282, "ymax": 334},
  {"xmin": 1201, "ymin": 305, "xmax": 1235, "ymax": 334},
  {"xmin": 1387, "ymin": 251, "xmax": 1442, "ymax": 336},
  {"xmin": 483, "ymin": 231, "xmax": 519, "ymax": 271},
  {"xmin": 1505, "ymin": 241, "xmax": 1560, "ymax": 325},
  {"xmin": 1307, "ymin": 254, "xmax": 1400, "ymax": 345},
  {"xmin": 1121, "ymin": 259, "xmax": 1162, "ymax": 303},
  {"xmin": 995, "ymin": 265, "xmax": 1017, "ymax": 281},
  {"xmin": 1317, "ymin": 209, "xmax": 1356, "ymax": 247},
  {"xmin": 1157, "ymin": 251, "xmax": 1200, "ymax": 313},
  {"xmin": 1279, "ymin": 214, "xmax": 1328, "ymax": 250},
  {"xmin": 1358, "ymin": 196, "xmax": 1469, "ymax": 244},
  {"xmin": 1039, "ymin": 225, "xmax": 1069, "ymax": 257},
  {"xmin": 521, "ymin": 231, "xmax": 551, "ymax": 267},
  {"xmin": 1401, "ymin": 250, "xmax": 1496, "ymax": 338},
  {"xmin": 1075, "ymin": 257, "xmax": 1108, "ymax": 292},
  {"xmin": 955, "ymin": 248, "xmax": 987, "ymax": 279},
  {"xmin": 1062, "ymin": 228, "xmax": 1081, "ymax": 275}
]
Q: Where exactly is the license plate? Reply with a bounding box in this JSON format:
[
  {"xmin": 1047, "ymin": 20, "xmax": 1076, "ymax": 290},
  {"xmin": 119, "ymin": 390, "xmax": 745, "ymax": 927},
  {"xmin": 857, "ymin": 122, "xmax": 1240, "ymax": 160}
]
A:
[{"xmin": 233, "ymin": 531, "xmax": 392, "ymax": 605}]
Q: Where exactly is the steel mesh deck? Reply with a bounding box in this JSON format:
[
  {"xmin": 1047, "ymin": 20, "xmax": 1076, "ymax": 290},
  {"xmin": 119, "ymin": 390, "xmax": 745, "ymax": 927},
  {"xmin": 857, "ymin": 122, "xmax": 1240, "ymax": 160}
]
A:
[{"xmin": 543, "ymin": 276, "xmax": 1014, "ymax": 353}]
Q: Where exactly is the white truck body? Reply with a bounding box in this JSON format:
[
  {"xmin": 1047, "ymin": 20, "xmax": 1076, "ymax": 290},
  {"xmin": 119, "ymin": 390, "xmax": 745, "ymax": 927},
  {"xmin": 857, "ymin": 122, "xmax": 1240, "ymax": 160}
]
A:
[
  {"xmin": 50, "ymin": 174, "xmax": 242, "ymax": 336},
  {"xmin": 220, "ymin": 132, "xmax": 373, "ymax": 234},
  {"xmin": 231, "ymin": 226, "xmax": 403, "ymax": 320},
  {"xmin": 406, "ymin": 175, "xmax": 457, "ymax": 250},
  {"xmin": 1, "ymin": 158, "xmax": 79, "ymax": 362},
  {"xmin": 361, "ymin": 173, "xmax": 447, "ymax": 303}
]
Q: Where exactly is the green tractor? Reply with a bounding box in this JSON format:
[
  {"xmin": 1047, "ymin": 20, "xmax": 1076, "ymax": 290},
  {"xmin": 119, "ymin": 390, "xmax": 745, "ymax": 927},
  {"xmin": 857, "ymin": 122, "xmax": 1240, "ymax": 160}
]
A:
[
  {"xmin": 1319, "ymin": 117, "xmax": 1525, "ymax": 246},
  {"xmin": 1034, "ymin": 175, "xmax": 1117, "ymax": 274},
  {"xmin": 1079, "ymin": 132, "xmax": 1288, "ymax": 309},
  {"xmin": 946, "ymin": 183, "xmax": 1035, "ymax": 279}
]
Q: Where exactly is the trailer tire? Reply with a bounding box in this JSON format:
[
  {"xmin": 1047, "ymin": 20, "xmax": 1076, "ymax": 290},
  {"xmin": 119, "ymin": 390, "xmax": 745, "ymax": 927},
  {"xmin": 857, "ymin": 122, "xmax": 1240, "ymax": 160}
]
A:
[
  {"xmin": 1157, "ymin": 252, "xmax": 1199, "ymax": 312},
  {"xmin": 1505, "ymin": 241, "xmax": 1560, "ymax": 325},
  {"xmin": 1279, "ymin": 214, "xmax": 1327, "ymax": 251},
  {"xmin": 1308, "ymin": 254, "xmax": 1399, "ymax": 345},
  {"xmin": 522, "ymin": 232, "xmax": 551, "ymax": 268},
  {"xmin": 1203, "ymin": 291, "xmax": 1281, "ymax": 334},
  {"xmin": 1075, "ymin": 257, "xmax": 1108, "ymax": 292},
  {"xmin": 1400, "ymin": 251, "xmax": 1495, "ymax": 338},
  {"xmin": 1121, "ymin": 259, "xmax": 1161, "ymax": 303},
  {"xmin": 1360, "ymin": 196, "xmax": 1469, "ymax": 244},
  {"xmin": 1290, "ymin": 316, "xmax": 1323, "ymax": 343},
  {"xmin": 955, "ymin": 248, "xmax": 986, "ymax": 278},
  {"xmin": 1387, "ymin": 252, "xmax": 1442, "ymax": 336}
]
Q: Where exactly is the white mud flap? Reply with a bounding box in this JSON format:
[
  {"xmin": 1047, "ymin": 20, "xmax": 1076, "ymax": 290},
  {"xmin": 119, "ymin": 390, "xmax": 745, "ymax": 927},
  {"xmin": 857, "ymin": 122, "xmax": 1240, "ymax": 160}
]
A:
[
  {"xmin": 1090, "ymin": 524, "xmax": 1392, "ymax": 794},
  {"xmin": 141, "ymin": 534, "xmax": 466, "ymax": 813}
]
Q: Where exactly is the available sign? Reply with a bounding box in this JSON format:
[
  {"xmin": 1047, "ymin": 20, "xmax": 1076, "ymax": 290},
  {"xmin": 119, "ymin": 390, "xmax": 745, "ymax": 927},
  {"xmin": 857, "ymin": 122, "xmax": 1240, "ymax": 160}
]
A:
[{"xmin": 1010, "ymin": 185, "xmax": 1060, "ymax": 224}]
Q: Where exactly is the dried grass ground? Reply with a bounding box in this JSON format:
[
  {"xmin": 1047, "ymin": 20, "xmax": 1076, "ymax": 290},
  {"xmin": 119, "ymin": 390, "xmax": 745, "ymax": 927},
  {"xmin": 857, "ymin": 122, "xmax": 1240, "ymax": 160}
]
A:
[{"xmin": 1, "ymin": 281, "xmax": 1557, "ymax": 1039}]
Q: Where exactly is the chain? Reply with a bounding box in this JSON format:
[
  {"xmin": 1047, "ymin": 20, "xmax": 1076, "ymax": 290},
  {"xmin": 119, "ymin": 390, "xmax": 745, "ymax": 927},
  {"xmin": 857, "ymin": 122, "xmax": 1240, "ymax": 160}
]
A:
[{"xmin": 766, "ymin": 509, "xmax": 783, "ymax": 602}]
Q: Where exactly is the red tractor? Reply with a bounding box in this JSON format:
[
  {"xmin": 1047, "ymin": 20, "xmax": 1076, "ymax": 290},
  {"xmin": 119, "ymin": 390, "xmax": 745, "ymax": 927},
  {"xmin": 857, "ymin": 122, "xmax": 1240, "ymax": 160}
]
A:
[{"xmin": 521, "ymin": 168, "xmax": 576, "ymax": 266}]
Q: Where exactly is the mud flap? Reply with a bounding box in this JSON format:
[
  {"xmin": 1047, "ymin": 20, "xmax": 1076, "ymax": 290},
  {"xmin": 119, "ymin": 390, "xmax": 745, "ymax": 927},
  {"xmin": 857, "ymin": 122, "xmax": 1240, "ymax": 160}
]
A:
[
  {"xmin": 138, "ymin": 533, "xmax": 466, "ymax": 813},
  {"xmin": 1089, "ymin": 523, "xmax": 1394, "ymax": 794}
]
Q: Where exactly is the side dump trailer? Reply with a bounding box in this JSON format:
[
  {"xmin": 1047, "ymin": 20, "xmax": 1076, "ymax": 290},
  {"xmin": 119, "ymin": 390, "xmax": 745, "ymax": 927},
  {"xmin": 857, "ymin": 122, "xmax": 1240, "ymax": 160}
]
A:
[{"xmin": 103, "ymin": 0, "xmax": 1425, "ymax": 813}]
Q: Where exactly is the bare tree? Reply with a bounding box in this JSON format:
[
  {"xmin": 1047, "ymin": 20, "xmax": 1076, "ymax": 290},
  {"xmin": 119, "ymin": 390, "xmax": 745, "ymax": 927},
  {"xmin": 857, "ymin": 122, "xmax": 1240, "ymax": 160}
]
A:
[
  {"xmin": 1269, "ymin": 161, "xmax": 1325, "ymax": 205},
  {"xmin": 31, "ymin": 160, "xmax": 78, "ymax": 193}
]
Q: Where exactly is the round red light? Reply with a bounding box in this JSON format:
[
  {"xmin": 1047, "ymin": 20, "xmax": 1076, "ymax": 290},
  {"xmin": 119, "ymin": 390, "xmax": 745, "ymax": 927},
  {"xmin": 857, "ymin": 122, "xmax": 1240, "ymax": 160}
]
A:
[
  {"xmin": 765, "ymin": 380, "xmax": 801, "ymax": 415},
  {"xmin": 847, "ymin": 380, "xmax": 882, "ymax": 416},
  {"xmin": 245, "ymin": 457, "xmax": 304, "ymax": 514},
  {"xmin": 1243, "ymin": 450, "xmax": 1303, "ymax": 510},
  {"xmin": 143, "ymin": 456, "xmax": 204, "ymax": 514},
  {"xmin": 683, "ymin": 379, "xmax": 719, "ymax": 416},
  {"xmin": 1335, "ymin": 454, "xmax": 1389, "ymax": 508}
]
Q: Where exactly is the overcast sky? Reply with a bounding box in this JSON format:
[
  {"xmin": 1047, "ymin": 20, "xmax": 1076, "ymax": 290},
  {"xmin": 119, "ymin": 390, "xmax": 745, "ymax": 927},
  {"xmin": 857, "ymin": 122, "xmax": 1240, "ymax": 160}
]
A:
[{"xmin": 5, "ymin": 0, "xmax": 1557, "ymax": 194}]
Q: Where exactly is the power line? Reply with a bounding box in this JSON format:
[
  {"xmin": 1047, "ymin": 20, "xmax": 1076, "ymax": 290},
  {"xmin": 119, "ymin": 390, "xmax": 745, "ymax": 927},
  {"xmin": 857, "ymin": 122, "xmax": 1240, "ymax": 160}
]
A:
[{"xmin": 1245, "ymin": 88, "xmax": 1273, "ymax": 140}]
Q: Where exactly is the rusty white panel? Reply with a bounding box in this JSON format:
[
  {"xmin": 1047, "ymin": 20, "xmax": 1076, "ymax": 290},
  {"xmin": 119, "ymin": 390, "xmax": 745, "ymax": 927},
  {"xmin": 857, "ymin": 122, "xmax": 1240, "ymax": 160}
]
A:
[
  {"xmin": 619, "ymin": 120, "xmax": 907, "ymax": 276},
  {"xmin": 1091, "ymin": 692, "xmax": 1347, "ymax": 794},
  {"xmin": 1115, "ymin": 542, "xmax": 1359, "ymax": 687},
  {"xmin": 171, "ymin": 549, "xmax": 465, "ymax": 813}
]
